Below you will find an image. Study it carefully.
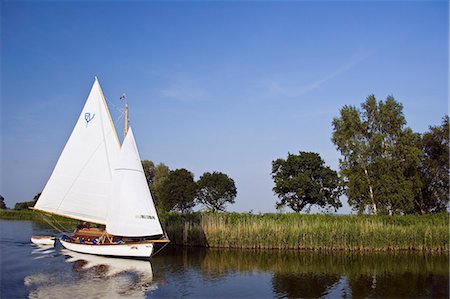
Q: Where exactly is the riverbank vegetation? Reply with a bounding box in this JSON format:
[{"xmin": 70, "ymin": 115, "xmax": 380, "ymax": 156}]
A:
[
  {"xmin": 331, "ymin": 96, "xmax": 448, "ymax": 215},
  {"xmin": 162, "ymin": 212, "xmax": 448, "ymax": 251},
  {"xmin": 0, "ymin": 209, "xmax": 77, "ymax": 224},
  {"xmin": 1, "ymin": 96, "xmax": 448, "ymax": 252},
  {"xmin": 1, "ymin": 210, "xmax": 447, "ymax": 252}
]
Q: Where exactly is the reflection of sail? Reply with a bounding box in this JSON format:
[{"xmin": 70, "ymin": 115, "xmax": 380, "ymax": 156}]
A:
[
  {"xmin": 25, "ymin": 250, "xmax": 156, "ymax": 299},
  {"xmin": 31, "ymin": 245, "xmax": 56, "ymax": 260}
]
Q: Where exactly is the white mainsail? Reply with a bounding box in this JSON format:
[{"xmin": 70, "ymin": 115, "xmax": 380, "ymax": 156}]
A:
[
  {"xmin": 34, "ymin": 78, "xmax": 120, "ymax": 224},
  {"xmin": 106, "ymin": 127, "xmax": 163, "ymax": 237}
]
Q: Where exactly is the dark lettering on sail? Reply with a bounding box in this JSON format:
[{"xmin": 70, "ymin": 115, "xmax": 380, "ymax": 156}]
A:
[{"xmin": 136, "ymin": 215, "xmax": 155, "ymax": 220}]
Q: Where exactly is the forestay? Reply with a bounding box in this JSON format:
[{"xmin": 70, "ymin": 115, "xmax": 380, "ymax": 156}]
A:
[
  {"xmin": 106, "ymin": 127, "xmax": 163, "ymax": 237},
  {"xmin": 34, "ymin": 78, "xmax": 120, "ymax": 224}
]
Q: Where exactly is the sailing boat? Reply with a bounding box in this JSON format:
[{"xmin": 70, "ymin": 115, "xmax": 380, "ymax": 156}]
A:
[{"xmin": 31, "ymin": 77, "xmax": 169, "ymax": 258}]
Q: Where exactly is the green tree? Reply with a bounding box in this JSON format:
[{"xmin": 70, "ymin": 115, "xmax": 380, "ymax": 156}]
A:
[
  {"xmin": 414, "ymin": 116, "xmax": 449, "ymax": 213},
  {"xmin": 271, "ymin": 151, "xmax": 342, "ymax": 213},
  {"xmin": 151, "ymin": 163, "xmax": 171, "ymax": 211},
  {"xmin": 14, "ymin": 193, "xmax": 41, "ymax": 210},
  {"xmin": 159, "ymin": 168, "xmax": 197, "ymax": 212},
  {"xmin": 0, "ymin": 195, "xmax": 7, "ymax": 209},
  {"xmin": 332, "ymin": 95, "xmax": 421, "ymax": 215},
  {"xmin": 197, "ymin": 172, "xmax": 237, "ymax": 212},
  {"xmin": 141, "ymin": 160, "xmax": 170, "ymax": 211},
  {"xmin": 142, "ymin": 160, "xmax": 156, "ymax": 185}
]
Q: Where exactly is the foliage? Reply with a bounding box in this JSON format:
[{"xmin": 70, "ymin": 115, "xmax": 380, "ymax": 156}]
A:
[
  {"xmin": 2, "ymin": 210, "xmax": 448, "ymax": 251},
  {"xmin": 414, "ymin": 116, "xmax": 449, "ymax": 213},
  {"xmin": 159, "ymin": 212, "xmax": 449, "ymax": 251},
  {"xmin": 141, "ymin": 160, "xmax": 171, "ymax": 211},
  {"xmin": 271, "ymin": 151, "xmax": 342, "ymax": 213},
  {"xmin": 332, "ymin": 95, "xmax": 421, "ymax": 215},
  {"xmin": 197, "ymin": 172, "xmax": 237, "ymax": 212},
  {"xmin": 0, "ymin": 209, "xmax": 78, "ymax": 224},
  {"xmin": 0, "ymin": 195, "xmax": 7, "ymax": 210},
  {"xmin": 141, "ymin": 160, "xmax": 156, "ymax": 185},
  {"xmin": 159, "ymin": 168, "xmax": 197, "ymax": 212},
  {"xmin": 14, "ymin": 193, "xmax": 41, "ymax": 210}
]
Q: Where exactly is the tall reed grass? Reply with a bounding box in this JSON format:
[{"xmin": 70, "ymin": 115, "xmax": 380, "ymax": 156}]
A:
[
  {"xmin": 2, "ymin": 210, "xmax": 447, "ymax": 251},
  {"xmin": 160, "ymin": 212, "xmax": 449, "ymax": 252}
]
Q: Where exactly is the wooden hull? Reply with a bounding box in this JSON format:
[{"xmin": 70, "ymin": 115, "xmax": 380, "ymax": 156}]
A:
[{"xmin": 60, "ymin": 239, "xmax": 154, "ymax": 258}]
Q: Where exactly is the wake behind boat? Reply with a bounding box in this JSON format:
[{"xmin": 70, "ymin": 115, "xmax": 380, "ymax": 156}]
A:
[{"xmin": 31, "ymin": 78, "xmax": 169, "ymax": 258}]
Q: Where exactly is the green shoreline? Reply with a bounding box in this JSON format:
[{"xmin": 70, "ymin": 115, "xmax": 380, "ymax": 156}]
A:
[{"xmin": 1, "ymin": 210, "xmax": 448, "ymax": 252}]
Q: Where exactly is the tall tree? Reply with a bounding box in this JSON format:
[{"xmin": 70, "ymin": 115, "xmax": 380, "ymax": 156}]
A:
[
  {"xmin": 414, "ymin": 116, "xmax": 449, "ymax": 213},
  {"xmin": 151, "ymin": 163, "xmax": 171, "ymax": 211},
  {"xmin": 197, "ymin": 172, "xmax": 237, "ymax": 212},
  {"xmin": 332, "ymin": 95, "xmax": 421, "ymax": 215},
  {"xmin": 159, "ymin": 168, "xmax": 197, "ymax": 212},
  {"xmin": 141, "ymin": 160, "xmax": 170, "ymax": 211},
  {"xmin": 0, "ymin": 195, "xmax": 7, "ymax": 210},
  {"xmin": 272, "ymin": 151, "xmax": 342, "ymax": 213}
]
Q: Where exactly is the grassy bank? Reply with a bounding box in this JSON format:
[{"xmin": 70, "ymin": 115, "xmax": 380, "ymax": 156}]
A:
[
  {"xmin": 1, "ymin": 210, "xmax": 448, "ymax": 251},
  {"xmin": 160, "ymin": 212, "xmax": 449, "ymax": 252},
  {"xmin": 0, "ymin": 209, "xmax": 78, "ymax": 224}
]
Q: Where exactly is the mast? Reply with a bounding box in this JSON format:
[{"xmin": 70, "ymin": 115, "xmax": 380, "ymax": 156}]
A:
[
  {"xmin": 124, "ymin": 104, "xmax": 129, "ymax": 137},
  {"xmin": 121, "ymin": 93, "xmax": 129, "ymax": 137}
]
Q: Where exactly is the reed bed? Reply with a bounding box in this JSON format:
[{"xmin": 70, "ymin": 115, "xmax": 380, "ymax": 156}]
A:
[
  {"xmin": 160, "ymin": 212, "xmax": 449, "ymax": 252},
  {"xmin": 1, "ymin": 210, "xmax": 448, "ymax": 251}
]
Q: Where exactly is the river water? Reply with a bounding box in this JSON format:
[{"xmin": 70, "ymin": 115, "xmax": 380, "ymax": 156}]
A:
[{"xmin": 0, "ymin": 220, "xmax": 448, "ymax": 298}]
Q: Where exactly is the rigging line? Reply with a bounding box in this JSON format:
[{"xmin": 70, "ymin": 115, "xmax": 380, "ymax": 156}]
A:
[
  {"xmin": 104, "ymin": 95, "xmax": 126, "ymax": 133},
  {"xmin": 151, "ymin": 241, "xmax": 170, "ymax": 258},
  {"xmin": 105, "ymin": 97, "xmax": 125, "ymax": 114},
  {"xmin": 51, "ymin": 215, "xmax": 72, "ymax": 233},
  {"xmin": 114, "ymin": 113, "xmax": 125, "ymax": 133},
  {"xmin": 102, "ymin": 95, "xmax": 125, "ymax": 137},
  {"xmin": 40, "ymin": 213, "xmax": 66, "ymax": 234}
]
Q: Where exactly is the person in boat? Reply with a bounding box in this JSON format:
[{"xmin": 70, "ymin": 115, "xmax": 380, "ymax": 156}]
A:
[{"xmin": 76, "ymin": 221, "xmax": 90, "ymax": 231}]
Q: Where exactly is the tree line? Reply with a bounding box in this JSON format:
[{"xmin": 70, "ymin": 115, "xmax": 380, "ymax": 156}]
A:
[
  {"xmin": 0, "ymin": 193, "xmax": 41, "ymax": 211},
  {"xmin": 272, "ymin": 95, "xmax": 449, "ymax": 215},
  {"xmin": 3, "ymin": 168, "xmax": 237, "ymax": 213},
  {"xmin": 142, "ymin": 161, "xmax": 237, "ymax": 213},
  {"xmin": 4, "ymin": 95, "xmax": 448, "ymax": 216}
]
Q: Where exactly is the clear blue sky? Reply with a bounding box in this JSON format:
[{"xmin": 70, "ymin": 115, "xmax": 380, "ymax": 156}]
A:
[{"xmin": 1, "ymin": 1, "xmax": 448, "ymax": 213}]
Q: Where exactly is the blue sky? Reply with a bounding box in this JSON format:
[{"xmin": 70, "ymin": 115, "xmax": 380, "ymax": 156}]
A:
[{"xmin": 1, "ymin": 1, "xmax": 448, "ymax": 213}]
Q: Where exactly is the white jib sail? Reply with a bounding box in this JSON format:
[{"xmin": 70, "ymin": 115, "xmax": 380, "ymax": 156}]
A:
[
  {"xmin": 34, "ymin": 78, "xmax": 120, "ymax": 224},
  {"xmin": 106, "ymin": 127, "xmax": 164, "ymax": 237}
]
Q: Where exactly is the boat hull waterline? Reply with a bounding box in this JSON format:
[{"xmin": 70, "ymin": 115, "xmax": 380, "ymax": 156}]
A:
[{"xmin": 60, "ymin": 239, "xmax": 154, "ymax": 258}]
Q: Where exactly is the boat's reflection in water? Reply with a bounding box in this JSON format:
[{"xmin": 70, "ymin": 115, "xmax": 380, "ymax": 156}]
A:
[{"xmin": 25, "ymin": 249, "xmax": 156, "ymax": 299}]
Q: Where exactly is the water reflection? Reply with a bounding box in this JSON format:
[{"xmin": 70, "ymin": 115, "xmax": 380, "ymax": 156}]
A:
[
  {"xmin": 31, "ymin": 245, "xmax": 57, "ymax": 260},
  {"xmin": 272, "ymin": 273, "xmax": 341, "ymax": 298},
  {"xmin": 1, "ymin": 220, "xmax": 448, "ymax": 299},
  {"xmin": 152, "ymin": 247, "xmax": 449, "ymax": 298},
  {"xmin": 25, "ymin": 249, "xmax": 156, "ymax": 298},
  {"xmin": 348, "ymin": 273, "xmax": 449, "ymax": 298}
]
